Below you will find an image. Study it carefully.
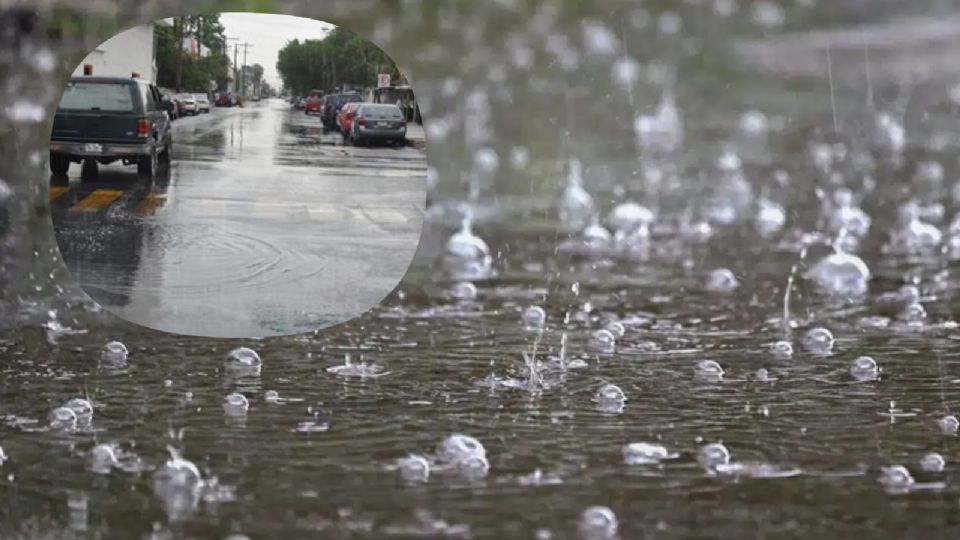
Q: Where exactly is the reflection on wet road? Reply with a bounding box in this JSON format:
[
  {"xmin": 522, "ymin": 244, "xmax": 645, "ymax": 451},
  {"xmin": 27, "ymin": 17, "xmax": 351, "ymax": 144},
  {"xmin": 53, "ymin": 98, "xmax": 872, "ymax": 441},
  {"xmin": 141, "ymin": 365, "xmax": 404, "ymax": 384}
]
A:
[{"xmin": 51, "ymin": 99, "xmax": 426, "ymax": 337}]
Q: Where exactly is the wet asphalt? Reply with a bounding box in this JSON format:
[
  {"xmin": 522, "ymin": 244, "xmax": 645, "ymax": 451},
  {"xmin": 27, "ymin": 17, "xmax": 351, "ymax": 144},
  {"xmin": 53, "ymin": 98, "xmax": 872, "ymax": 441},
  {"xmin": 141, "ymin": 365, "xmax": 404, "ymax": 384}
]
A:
[{"xmin": 50, "ymin": 98, "xmax": 427, "ymax": 338}]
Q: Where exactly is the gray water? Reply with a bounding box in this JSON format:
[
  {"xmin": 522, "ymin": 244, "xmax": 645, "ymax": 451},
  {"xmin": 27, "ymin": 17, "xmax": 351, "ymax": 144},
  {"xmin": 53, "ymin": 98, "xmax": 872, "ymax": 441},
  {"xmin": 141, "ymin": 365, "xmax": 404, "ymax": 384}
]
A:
[{"xmin": 5, "ymin": 0, "xmax": 960, "ymax": 538}]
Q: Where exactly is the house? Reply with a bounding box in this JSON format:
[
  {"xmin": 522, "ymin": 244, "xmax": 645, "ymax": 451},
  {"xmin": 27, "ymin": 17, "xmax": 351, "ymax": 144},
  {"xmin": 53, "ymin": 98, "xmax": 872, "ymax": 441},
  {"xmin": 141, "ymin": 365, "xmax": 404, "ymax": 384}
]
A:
[{"xmin": 73, "ymin": 20, "xmax": 169, "ymax": 82}]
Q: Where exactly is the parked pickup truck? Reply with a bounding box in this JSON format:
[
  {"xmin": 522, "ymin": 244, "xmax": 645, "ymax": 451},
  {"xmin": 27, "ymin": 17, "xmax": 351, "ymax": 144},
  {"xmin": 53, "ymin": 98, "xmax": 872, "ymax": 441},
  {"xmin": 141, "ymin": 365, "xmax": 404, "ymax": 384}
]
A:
[{"xmin": 49, "ymin": 76, "xmax": 172, "ymax": 181}]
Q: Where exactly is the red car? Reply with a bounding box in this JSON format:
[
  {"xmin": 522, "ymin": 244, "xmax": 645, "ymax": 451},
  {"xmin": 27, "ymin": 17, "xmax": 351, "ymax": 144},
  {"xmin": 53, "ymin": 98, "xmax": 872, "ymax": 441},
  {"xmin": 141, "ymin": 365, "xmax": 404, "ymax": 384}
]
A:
[
  {"xmin": 304, "ymin": 90, "xmax": 323, "ymax": 115},
  {"xmin": 337, "ymin": 102, "xmax": 360, "ymax": 136}
]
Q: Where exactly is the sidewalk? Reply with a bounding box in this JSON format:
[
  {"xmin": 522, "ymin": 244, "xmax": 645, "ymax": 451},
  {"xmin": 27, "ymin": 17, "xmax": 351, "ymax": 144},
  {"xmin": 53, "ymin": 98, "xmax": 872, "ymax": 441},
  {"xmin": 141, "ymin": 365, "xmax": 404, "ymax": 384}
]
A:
[{"xmin": 406, "ymin": 123, "xmax": 426, "ymax": 150}]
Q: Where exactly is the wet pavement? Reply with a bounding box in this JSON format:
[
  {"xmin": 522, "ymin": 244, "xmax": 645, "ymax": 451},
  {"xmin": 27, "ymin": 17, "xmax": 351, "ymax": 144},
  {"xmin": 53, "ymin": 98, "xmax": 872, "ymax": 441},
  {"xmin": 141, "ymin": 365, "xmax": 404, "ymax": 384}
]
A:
[{"xmin": 50, "ymin": 99, "xmax": 427, "ymax": 338}]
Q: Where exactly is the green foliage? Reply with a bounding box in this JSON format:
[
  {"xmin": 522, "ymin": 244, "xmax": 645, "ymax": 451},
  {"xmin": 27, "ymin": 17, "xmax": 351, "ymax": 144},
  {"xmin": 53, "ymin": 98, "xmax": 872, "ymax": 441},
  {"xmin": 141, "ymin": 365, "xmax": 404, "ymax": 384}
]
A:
[
  {"xmin": 155, "ymin": 15, "xmax": 230, "ymax": 92},
  {"xmin": 276, "ymin": 27, "xmax": 397, "ymax": 97}
]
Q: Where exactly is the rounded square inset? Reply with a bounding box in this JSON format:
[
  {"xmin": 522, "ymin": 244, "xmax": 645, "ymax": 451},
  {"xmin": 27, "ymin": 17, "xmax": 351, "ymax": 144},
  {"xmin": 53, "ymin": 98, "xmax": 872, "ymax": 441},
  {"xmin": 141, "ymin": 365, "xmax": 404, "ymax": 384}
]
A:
[{"xmin": 48, "ymin": 13, "xmax": 426, "ymax": 337}]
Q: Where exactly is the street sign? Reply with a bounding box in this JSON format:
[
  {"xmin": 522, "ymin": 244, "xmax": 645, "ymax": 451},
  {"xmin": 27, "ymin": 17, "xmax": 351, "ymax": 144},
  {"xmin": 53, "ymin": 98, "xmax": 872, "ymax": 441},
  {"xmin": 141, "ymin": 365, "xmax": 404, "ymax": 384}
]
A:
[{"xmin": 377, "ymin": 74, "xmax": 391, "ymax": 88}]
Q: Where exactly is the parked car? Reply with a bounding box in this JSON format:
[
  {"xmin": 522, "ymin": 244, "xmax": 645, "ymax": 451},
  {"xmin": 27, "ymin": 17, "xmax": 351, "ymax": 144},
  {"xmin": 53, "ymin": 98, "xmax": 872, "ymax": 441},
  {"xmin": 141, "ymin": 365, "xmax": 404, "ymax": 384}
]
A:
[
  {"xmin": 349, "ymin": 103, "xmax": 407, "ymax": 146},
  {"xmin": 176, "ymin": 94, "xmax": 199, "ymax": 116},
  {"xmin": 159, "ymin": 90, "xmax": 178, "ymax": 120},
  {"xmin": 304, "ymin": 90, "xmax": 324, "ymax": 115},
  {"xmin": 194, "ymin": 93, "xmax": 210, "ymax": 113},
  {"xmin": 49, "ymin": 75, "xmax": 172, "ymax": 181},
  {"xmin": 321, "ymin": 91, "xmax": 362, "ymax": 129},
  {"xmin": 337, "ymin": 101, "xmax": 361, "ymax": 136},
  {"xmin": 215, "ymin": 92, "xmax": 236, "ymax": 107}
]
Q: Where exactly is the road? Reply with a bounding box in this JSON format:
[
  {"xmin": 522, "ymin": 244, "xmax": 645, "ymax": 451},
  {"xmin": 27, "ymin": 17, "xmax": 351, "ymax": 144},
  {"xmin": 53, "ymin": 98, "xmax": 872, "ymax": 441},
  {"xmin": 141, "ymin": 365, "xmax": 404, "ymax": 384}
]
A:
[{"xmin": 50, "ymin": 98, "xmax": 426, "ymax": 338}]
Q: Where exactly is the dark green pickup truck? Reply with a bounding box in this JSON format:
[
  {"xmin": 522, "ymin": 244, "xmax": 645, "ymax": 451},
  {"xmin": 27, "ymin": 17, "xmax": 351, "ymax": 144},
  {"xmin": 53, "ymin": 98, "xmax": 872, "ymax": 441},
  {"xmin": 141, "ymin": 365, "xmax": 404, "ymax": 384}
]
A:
[{"xmin": 49, "ymin": 76, "xmax": 172, "ymax": 181}]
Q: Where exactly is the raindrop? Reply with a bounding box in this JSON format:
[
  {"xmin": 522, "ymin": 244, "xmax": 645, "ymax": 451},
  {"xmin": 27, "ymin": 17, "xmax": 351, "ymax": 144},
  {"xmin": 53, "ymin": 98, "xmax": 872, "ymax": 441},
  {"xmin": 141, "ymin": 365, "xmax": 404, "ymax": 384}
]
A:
[
  {"xmin": 878, "ymin": 465, "xmax": 914, "ymax": 490},
  {"xmin": 474, "ymin": 147, "xmax": 499, "ymax": 173},
  {"xmin": 226, "ymin": 347, "xmax": 261, "ymax": 367},
  {"xmin": 522, "ymin": 306, "xmax": 547, "ymax": 330},
  {"xmin": 921, "ymin": 453, "xmax": 945, "ymax": 472},
  {"xmin": 622, "ymin": 442, "xmax": 671, "ymax": 465},
  {"xmin": 705, "ymin": 268, "xmax": 738, "ymax": 292},
  {"xmin": 101, "ymin": 341, "xmax": 128, "ymax": 363},
  {"xmin": 695, "ymin": 360, "xmax": 724, "ymax": 381},
  {"xmin": 49, "ymin": 406, "xmax": 78, "ymax": 430},
  {"xmin": 87, "ymin": 443, "xmax": 119, "ymax": 475},
  {"xmin": 755, "ymin": 198, "xmax": 786, "ymax": 236},
  {"xmin": 397, "ymin": 454, "xmax": 430, "ymax": 483},
  {"xmin": 698, "ymin": 442, "xmax": 731, "ymax": 469},
  {"xmin": 937, "ymin": 415, "xmax": 959, "ymax": 434},
  {"xmin": 770, "ymin": 340, "xmax": 793, "ymax": 359},
  {"xmin": 560, "ymin": 159, "xmax": 595, "ymax": 228},
  {"xmin": 579, "ymin": 506, "xmax": 618, "ymax": 539},
  {"xmin": 802, "ymin": 327, "xmax": 834, "ymax": 354},
  {"xmin": 449, "ymin": 281, "xmax": 478, "ymax": 301},
  {"xmin": 604, "ymin": 321, "xmax": 625, "ymax": 339},
  {"xmin": 849, "ymin": 356, "xmax": 879, "ymax": 381},
  {"xmin": 739, "ymin": 110, "xmax": 769, "ymax": 135},
  {"xmin": 589, "ymin": 329, "xmax": 616, "ymax": 352},
  {"xmin": 806, "ymin": 252, "xmax": 870, "ymax": 296},
  {"xmin": 222, "ymin": 393, "xmax": 249, "ymax": 415},
  {"xmin": 444, "ymin": 217, "xmax": 493, "ymax": 279}
]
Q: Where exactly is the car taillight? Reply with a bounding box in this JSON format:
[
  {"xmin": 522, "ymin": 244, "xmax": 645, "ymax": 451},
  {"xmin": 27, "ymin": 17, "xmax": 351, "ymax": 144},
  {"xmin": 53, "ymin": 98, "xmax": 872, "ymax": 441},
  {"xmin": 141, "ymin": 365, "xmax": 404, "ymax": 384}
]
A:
[
  {"xmin": 357, "ymin": 117, "xmax": 365, "ymax": 126},
  {"xmin": 399, "ymin": 117, "xmax": 407, "ymax": 125},
  {"xmin": 137, "ymin": 118, "xmax": 150, "ymax": 136}
]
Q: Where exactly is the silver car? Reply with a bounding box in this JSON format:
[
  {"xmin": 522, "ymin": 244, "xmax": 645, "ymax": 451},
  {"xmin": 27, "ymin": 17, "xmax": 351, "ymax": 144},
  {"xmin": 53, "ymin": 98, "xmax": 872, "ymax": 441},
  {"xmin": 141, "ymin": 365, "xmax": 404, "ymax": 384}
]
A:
[
  {"xmin": 349, "ymin": 103, "xmax": 407, "ymax": 146},
  {"xmin": 193, "ymin": 93, "xmax": 210, "ymax": 113}
]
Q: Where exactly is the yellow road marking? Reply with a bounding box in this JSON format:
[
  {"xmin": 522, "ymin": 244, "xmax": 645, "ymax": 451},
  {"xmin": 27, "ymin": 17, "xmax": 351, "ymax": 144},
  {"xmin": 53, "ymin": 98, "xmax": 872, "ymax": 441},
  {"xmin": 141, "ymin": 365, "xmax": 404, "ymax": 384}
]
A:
[
  {"xmin": 49, "ymin": 186, "xmax": 68, "ymax": 201},
  {"xmin": 135, "ymin": 191, "xmax": 167, "ymax": 215},
  {"xmin": 72, "ymin": 189, "xmax": 124, "ymax": 211}
]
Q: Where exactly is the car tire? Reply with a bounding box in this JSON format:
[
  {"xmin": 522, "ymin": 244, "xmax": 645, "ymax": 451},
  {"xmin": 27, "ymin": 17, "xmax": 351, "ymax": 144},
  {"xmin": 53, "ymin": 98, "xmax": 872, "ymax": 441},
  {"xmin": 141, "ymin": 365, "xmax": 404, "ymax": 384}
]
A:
[
  {"xmin": 50, "ymin": 151, "xmax": 69, "ymax": 177},
  {"xmin": 160, "ymin": 139, "xmax": 172, "ymax": 164},
  {"xmin": 137, "ymin": 150, "xmax": 157, "ymax": 180},
  {"xmin": 80, "ymin": 158, "xmax": 98, "ymax": 181}
]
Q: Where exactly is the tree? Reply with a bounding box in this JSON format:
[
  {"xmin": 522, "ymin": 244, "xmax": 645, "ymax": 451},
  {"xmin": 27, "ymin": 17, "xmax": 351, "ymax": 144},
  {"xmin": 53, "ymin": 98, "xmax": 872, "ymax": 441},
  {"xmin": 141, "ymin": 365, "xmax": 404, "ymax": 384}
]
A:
[
  {"xmin": 155, "ymin": 15, "xmax": 229, "ymax": 92},
  {"xmin": 252, "ymin": 63, "xmax": 264, "ymax": 96},
  {"xmin": 276, "ymin": 27, "xmax": 398, "ymax": 96}
]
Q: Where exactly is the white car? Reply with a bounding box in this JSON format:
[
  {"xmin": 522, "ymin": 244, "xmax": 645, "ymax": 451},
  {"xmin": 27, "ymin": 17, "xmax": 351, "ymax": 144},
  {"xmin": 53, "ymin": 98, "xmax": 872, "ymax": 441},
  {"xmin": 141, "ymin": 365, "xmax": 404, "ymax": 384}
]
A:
[
  {"xmin": 193, "ymin": 94, "xmax": 210, "ymax": 113},
  {"xmin": 177, "ymin": 94, "xmax": 198, "ymax": 116}
]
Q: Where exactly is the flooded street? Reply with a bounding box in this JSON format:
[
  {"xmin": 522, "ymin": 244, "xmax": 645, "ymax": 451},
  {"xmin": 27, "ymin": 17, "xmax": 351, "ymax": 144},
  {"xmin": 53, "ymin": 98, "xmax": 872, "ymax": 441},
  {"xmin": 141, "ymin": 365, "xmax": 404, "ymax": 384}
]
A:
[
  {"xmin": 51, "ymin": 99, "xmax": 426, "ymax": 337},
  {"xmin": 5, "ymin": 1, "xmax": 960, "ymax": 539}
]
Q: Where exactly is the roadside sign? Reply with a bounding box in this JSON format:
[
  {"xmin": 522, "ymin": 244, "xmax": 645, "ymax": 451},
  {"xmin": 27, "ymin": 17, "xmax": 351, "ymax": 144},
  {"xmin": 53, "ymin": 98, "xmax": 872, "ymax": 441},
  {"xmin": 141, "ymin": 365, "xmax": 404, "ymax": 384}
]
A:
[{"xmin": 377, "ymin": 74, "xmax": 391, "ymax": 88}]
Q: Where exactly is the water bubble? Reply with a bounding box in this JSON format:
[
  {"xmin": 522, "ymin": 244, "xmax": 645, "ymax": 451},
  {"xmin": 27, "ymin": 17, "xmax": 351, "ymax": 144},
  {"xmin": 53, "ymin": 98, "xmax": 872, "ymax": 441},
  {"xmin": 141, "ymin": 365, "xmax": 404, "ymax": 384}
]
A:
[
  {"xmin": 622, "ymin": 442, "xmax": 671, "ymax": 465},
  {"xmin": 695, "ymin": 360, "xmax": 725, "ymax": 381},
  {"xmin": 226, "ymin": 347, "xmax": 261, "ymax": 367},
  {"xmin": 698, "ymin": 442, "xmax": 731, "ymax": 469},
  {"xmin": 806, "ymin": 252, "xmax": 870, "ymax": 296},
  {"xmin": 63, "ymin": 398, "xmax": 93, "ymax": 423},
  {"xmin": 588, "ymin": 329, "xmax": 616, "ymax": 353},
  {"xmin": 49, "ymin": 406, "xmax": 78, "ymax": 430},
  {"xmin": 921, "ymin": 453, "xmax": 945, "ymax": 472},
  {"xmin": 101, "ymin": 341, "xmax": 128, "ymax": 363},
  {"xmin": 444, "ymin": 218, "xmax": 493, "ymax": 279},
  {"xmin": 582, "ymin": 20, "xmax": 618, "ymax": 55},
  {"xmin": 397, "ymin": 454, "xmax": 430, "ymax": 483},
  {"xmin": 849, "ymin": 356, "xmax": 879, "ymax": 381},
  {"xmin": 510, "ymin": 146, "xmax": 530, "ymax": 169},
  {"xmin": 222, "ymin": 393, "xmax": 249, "ymax": 415},
  {"xmin": 457, "ymin": 454, "xmax": 490, "ymax": 479},
  {"xmin": 875, "ymin": 112, "xmax": 905, "ymax": 153},
  {"xmin": 438, "ymin": 434, "xmax": 486, "ymax": 465},
  {"xmin": 607, "ymin": 202, "xmax": 654, "ymax": 237},
  {"xmin": 604, "ymin": 321, "xmax": 625, "ymax": 339},
  {"xmin": 937, "ymin": 415, "xmax": 959, "ymax": 434},
  {"xmin": 449, "ymin": 281, "xmax": 478, "ymax": 301},
  {"xmin": 595, "ymin": 383, "xmax": 626, "ymax": 408},
  {"xmin": 755, "ymin": 198, "xmax": 786, "ymax": 236},
  {"xmin": 522, "ymin": 306, "xmax": 547, "ymax": 330},
  {"xmin": 802, "ymin": 327, "xmax": 834, "ymax": 354},
  {"xmin": 755, "ymin": 368, "xmax": 772, "ymax": 382},
  {"xmin": 770, "ymin": 341, "xmax": 793, "ymax": 359},
  {"xmin": 612, "ymin": 56, "xmax": 641, "ymax": 88},
  {"xmin": 878, "ymin": 465, "xmax": 914, "ymax": 491},
  {"xmin": 264, "ymin": 390, "xmax": 280, "ymax": 403},
  {"xmin": 579, "ymin": 506, "xmax": 618, "ymax": 539},
  {"xmin": 560, "ymin": 159, "xmax": 595, "ymax": 228},
  {"xmin": 705, "ymin": 268, "xmax": 738, "ymax": 292},
  {"xmin": 474, "ymin": 147, "xmax": 499, "ymax": 174},
  {"xmin": 913, "ymin": 161, "xmax": 944, "ymax": 186},
  {"xmin": 898, "ymin": 302, "xmax": 927, "ymax": 323},
  {"xmin": 827, "ymin": 203, "xmax": 871, "ymax": 238},
  {"xmin": 739, "ymin": 110, "xmax": 769, "ymax": 135},
  {"xmin": 87, "ymin": 443, "xmax": 119, "ymax": 474}
]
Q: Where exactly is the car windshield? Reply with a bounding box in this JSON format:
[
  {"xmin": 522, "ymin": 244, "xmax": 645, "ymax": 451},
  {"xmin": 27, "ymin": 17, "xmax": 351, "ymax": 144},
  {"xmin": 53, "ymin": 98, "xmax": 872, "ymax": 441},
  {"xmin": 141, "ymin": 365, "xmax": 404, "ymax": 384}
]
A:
[{"xmin": 58, "ymin": 81, "xmax": 136, "ymax": 112}]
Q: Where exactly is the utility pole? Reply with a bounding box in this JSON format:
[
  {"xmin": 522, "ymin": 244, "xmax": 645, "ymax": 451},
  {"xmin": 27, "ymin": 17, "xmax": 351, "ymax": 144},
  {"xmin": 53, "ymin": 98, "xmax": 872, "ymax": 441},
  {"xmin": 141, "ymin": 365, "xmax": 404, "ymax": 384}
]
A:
[
  {"xmin": 225, "ymin": 37, "xmax": 239, "ymax": 94},
  {"xmin": 239, "ymin": 42, "xmax": 252, "ymax": 99},
  {"xmin": 174, "ymin": 16, "xmax": 183, "ymax": 92}
]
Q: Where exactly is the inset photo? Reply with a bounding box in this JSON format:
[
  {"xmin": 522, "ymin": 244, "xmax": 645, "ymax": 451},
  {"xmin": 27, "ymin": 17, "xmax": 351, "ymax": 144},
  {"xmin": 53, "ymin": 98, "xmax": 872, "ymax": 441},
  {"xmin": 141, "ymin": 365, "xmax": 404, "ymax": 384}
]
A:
[{"xmin": 48, "ymin": 13, "xmax": 426, "ymax": 338}]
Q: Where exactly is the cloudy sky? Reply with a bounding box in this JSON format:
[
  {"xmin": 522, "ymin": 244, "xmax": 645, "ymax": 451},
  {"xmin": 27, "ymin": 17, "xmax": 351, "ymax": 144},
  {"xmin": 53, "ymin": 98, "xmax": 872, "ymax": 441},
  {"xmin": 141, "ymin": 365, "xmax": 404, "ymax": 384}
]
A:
[{"xmin": 218, "ymin": 13, "xmax": 334, "ymax": 89}]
